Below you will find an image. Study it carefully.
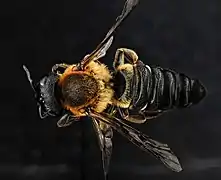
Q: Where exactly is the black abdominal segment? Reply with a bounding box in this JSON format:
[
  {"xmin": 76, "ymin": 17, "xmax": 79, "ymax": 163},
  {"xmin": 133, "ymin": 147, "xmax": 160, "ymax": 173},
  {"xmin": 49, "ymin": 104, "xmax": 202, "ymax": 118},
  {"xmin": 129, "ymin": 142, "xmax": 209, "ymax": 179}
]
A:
[{"xmin": 131, "ymin": 61, "xmax": 206, "ymax": 111}]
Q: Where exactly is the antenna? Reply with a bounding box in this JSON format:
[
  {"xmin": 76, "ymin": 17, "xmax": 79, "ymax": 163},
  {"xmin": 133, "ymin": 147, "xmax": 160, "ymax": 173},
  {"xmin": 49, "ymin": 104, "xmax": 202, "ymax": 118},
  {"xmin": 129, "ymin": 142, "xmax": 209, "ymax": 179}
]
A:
[{"xmin": 22, "ymin": 65, "xmax": 36, "ymax": 93}]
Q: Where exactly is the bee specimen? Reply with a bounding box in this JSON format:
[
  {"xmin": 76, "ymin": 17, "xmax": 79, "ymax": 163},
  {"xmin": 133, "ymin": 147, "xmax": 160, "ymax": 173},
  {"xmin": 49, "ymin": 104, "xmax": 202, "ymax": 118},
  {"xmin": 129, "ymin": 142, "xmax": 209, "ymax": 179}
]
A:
[{"xmin": 23, "ymin": 0, "xmax": 206, "ymax": 179}]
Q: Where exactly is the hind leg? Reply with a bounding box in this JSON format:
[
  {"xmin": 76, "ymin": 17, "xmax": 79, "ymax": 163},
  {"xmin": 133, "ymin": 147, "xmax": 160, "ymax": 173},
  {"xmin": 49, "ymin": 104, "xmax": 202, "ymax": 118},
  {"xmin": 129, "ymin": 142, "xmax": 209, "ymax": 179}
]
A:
[
  {"xmin": 143, "ymin": 110, "xmax": 163, "ymax": 119},
  {"xmin": 113, "ymin": 49, "xmax": 147, "ymax": 124},
  {"xmin": 118, "ymin": 108, "xmax": 147, "ymax": 124},
  {"xmin": 118, "ymin": 108, "xmax": 163, "ymax": 123},
  {"xmin": 112, "ymin": 48, "xmax": 140, "ymax": 107},
  {"xmin": 113, "ymin": 48, "xmax": 138, "ymax": 70},
  {"xmin": 112, "ymin": 48, "xmax": 136, "ymax": 108}
]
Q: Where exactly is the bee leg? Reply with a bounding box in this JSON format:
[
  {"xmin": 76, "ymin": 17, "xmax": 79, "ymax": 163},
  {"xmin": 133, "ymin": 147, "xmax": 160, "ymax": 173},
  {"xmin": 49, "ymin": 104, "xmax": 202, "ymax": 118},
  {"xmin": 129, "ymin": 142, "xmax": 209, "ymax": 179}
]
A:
[
  {"xmin": 112, "ymin": 49, "xmax": 137, "ymax": 109},
  {"xmin": 143, "ymin": 111, "xmax": 163, "ymax": 120},
  {"xmin": 113, "ymin": 48, "xmax": 146, "ymax": 123},
  {"xmin": 57, "ymin": 113, "xmax": 80, "ymax": 127},
  {"xmin": 52, "ymin": 63, "xmax": 71, "ymax": 75},
  {"xmin": 118, "ymin": 108, "xmax": 146, "ymax": 124},
  {"xmin": 112, "ymin": 63, "xmax": 134, "ymax": 108},
  {"xmin": 113, "ymin": 48, "xmax": 138, "ymax": 70}
]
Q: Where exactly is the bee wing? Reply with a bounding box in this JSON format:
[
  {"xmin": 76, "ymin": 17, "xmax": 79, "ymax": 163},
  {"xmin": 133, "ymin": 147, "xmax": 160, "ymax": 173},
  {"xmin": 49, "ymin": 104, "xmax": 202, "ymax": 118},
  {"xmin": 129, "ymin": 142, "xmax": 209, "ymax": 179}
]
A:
[
  {"xmin": 88, "ymin": 111, "xmax": 182, "ymax": 172},
  {"xmin": 92, "ymin": 117, "xmax": 113, "ymax": 179},
  {"xmin": 91, "ymin": 36, "xmax": 114, "ymax": 61},
  {"xmin": 81, "ymin": 0, "xmax": 139, "ymax": 66}
]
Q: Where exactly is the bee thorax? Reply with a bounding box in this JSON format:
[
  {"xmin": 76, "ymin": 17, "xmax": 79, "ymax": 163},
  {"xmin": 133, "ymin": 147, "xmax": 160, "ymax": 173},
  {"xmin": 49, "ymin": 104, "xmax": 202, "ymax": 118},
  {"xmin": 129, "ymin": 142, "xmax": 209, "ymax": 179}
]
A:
[{"xmin": 60, "ymin": 74, "xmax": 99, "ymax": 107}]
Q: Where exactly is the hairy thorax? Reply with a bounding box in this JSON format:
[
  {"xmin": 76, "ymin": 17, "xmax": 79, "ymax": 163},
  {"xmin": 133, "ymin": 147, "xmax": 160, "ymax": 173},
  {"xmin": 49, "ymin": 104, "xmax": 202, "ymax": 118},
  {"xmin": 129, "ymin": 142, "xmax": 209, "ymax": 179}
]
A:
[
  {"xmin": 61, "ymin": 74, "xmax": 99, "ymax": 107},
  {"xmin": 57, "ymin": 61, "xmax": 114, "ymax": 116}
]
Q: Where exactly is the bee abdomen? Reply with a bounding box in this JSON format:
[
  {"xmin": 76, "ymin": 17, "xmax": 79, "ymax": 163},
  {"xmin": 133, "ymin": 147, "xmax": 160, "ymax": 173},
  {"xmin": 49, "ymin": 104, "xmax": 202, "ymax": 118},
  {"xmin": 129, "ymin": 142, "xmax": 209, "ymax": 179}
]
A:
[
  {"xmin": 132, "ymin": 61, "xmax": 206, "ymax": 111},
  {"xmin": 157, "ymin": 68, "xmax": 206, "ymax": 109}
]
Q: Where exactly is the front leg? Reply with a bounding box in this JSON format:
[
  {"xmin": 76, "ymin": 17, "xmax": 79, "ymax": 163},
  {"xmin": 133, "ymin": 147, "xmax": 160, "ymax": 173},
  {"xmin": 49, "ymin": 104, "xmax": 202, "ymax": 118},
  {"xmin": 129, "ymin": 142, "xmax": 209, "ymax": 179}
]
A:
[
  {"xmin": 57, "ymin": 112, "xmax": 80, "ymax": 127},
  {"xmin": 52, "ymin": 63, "xmax": 71, "ymax": 75}
]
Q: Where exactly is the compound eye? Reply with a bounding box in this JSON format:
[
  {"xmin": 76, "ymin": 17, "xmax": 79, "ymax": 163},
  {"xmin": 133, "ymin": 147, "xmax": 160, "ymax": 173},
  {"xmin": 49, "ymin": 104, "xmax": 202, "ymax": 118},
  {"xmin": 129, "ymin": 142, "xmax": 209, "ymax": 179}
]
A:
[{"xmin": 40, "ymin": 78, "xmax": 47, "ymax": 87}]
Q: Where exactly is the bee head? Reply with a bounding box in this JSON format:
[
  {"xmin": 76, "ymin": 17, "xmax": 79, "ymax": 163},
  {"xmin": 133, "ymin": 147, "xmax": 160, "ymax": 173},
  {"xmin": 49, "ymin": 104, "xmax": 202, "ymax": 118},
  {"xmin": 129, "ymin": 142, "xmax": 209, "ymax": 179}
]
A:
[{"xmin": 23, "ymin": 65, "xmax": 63, "ymax": 119}]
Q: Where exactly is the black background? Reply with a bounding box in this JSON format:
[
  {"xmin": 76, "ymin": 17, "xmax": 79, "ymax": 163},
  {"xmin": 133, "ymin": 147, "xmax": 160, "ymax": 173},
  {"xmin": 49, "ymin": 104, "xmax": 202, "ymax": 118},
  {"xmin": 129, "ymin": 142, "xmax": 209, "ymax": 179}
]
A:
[{"xmin": 1, "ymin": 0, "xmax": 221, "ymax": 180}]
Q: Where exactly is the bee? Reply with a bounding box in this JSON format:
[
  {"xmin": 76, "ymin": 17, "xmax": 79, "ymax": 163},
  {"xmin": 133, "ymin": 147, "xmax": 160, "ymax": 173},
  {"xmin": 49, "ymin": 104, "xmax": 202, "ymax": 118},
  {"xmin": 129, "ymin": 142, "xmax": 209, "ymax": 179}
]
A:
[{"xmin": 23, "ymin": 0, "xmax": 206, "ymax": 179}]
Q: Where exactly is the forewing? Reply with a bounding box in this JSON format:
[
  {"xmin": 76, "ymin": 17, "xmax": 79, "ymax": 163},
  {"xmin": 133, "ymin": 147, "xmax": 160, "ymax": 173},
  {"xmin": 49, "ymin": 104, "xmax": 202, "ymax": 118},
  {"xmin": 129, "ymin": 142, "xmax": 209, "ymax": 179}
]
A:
[
  {"xmin": 92, "ymin": 36, "xmax": 114, "ymax": 61},
  {"xmin": 81, "ymin": 0, "xmax": 139, "ymax": 66},
  {"xmin": 89, "ymin": 111, "xmax": 182, "ymax": 172},
  {"xmin": 92, "ymin": 117, "xmax": 113, "ymax": 179}
]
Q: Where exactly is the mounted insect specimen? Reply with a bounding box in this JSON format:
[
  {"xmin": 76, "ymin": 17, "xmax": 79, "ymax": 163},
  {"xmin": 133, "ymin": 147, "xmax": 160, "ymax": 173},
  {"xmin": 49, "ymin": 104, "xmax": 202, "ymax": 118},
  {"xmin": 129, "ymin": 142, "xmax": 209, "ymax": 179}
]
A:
[{"xmin": 23, "ymin": 0, "xmax": 206, "ymax": 179}]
